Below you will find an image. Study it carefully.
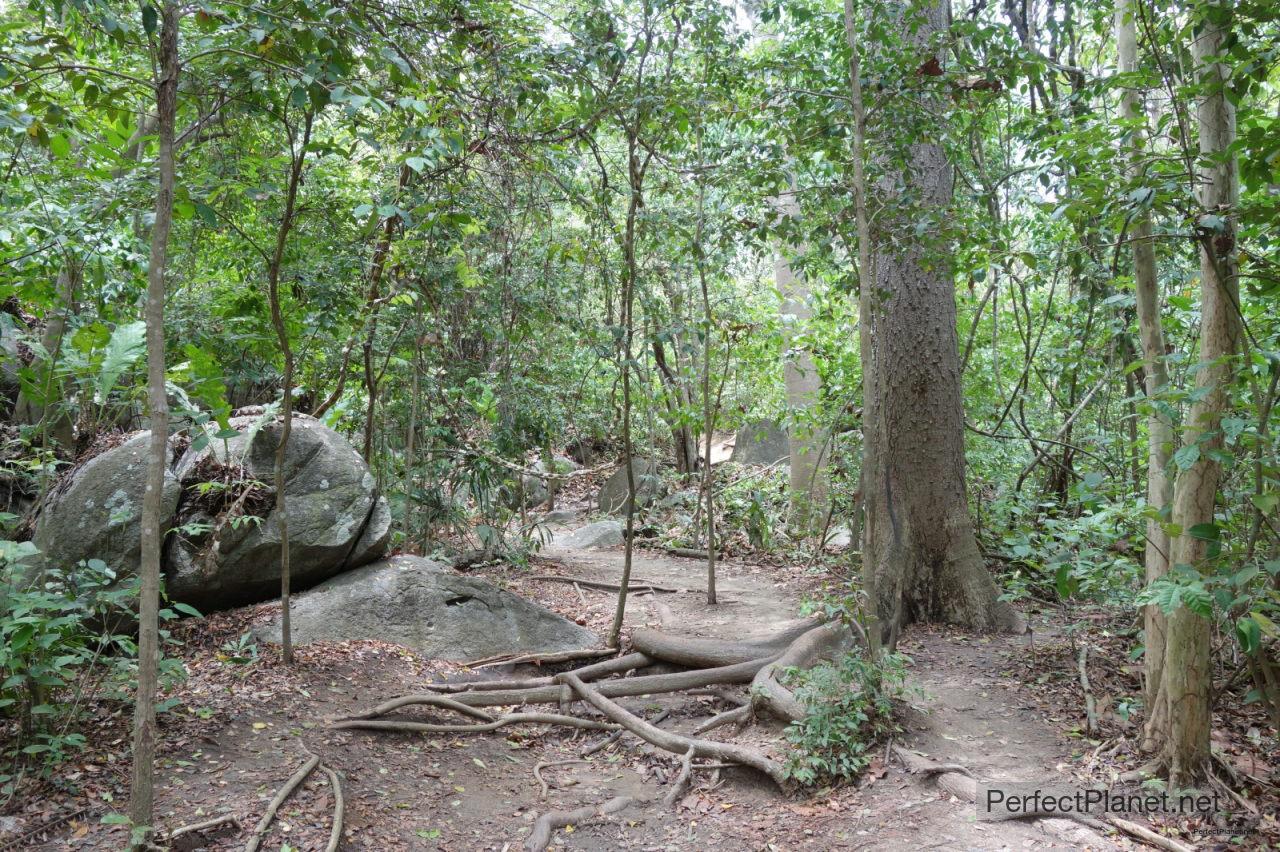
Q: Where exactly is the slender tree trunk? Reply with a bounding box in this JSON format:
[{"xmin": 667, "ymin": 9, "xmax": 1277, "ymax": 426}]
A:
[
  {"xmin": 1117, "ymin": 0, "xmax": 1175, "ymax": 755},
  {"xmin": 843, "ymin": 0, "xmax": 880, "ymax": 655},
  {"xmin": 608, "ymin": 137, "xmax": 646, "ymax": 647},
  {"xmin": 14, "ymin": 265, "xmax": 78, "ymax": 449},
  {"xmin": 694, "ymin": 162, "xmax": 717, "ymax": 605},
  {"xmin": 859, "ymin": 0, "xmax": 1021, "ymax": 645},
  {"xmin": 1159, "ymin": 5, "xmax": 1241, "ymax": 785},
  {"xmin": 129, "ymin": 3, "xmax": 177, "ymax": 844},
  {"xmin": 266, "ymin": 113, "xmax": 312, "ymax": 666}
]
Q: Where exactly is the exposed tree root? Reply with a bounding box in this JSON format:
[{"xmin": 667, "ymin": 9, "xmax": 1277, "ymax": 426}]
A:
[
  {"xmin": 631, "ymin": 618, "xmax": 822, "ymax": 668},
  {"xmin": 318, "ymin": 765, "xmax": 344, "ymax": 852},
  {"xmin": 330, "ymin": 712, "xmax": 619, "ymax": 735},
  {"xmin": 560, "ymin": 672, "xmax": 789, "ymax": 787},
  {"xmin": 663, "ymin": 747, "xmax": 695, "ymax": 807},
  {"xmin": 750, "ymin": 625, "xmax": 847, "ymax": 722},
  {"xmin": 162, "ymin": 814, "xmax": 240, "ymax": 843},
  {"xmin": 525, "ymin": 575, "xmax": 679, "ymax": 594},
  {"xmin": 523, "ymin": 796, "xmax": 638, "ymax": 852},
  {"xmin": 465, "ymin": 647, "xmax": 616, "ymax": 669},
  {"xmin": 244, "ymin": 753, "xmax": 320, "ymax": 852},
  {"xmin": 533, "ymin": 759, "xmax": 591, "ymax": 799},
  {"xmin": 891, "ymin": 746, "xmax": 1196, "ymax": 851},
  {"xmin": 693, "ymin": 703, "xmax": 752, "ymax": 735}
]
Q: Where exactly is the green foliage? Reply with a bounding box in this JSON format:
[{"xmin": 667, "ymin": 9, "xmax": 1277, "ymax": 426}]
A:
[
  {"xmin": 0, "ymin": 549, "xmax": 131, "ymax": 794},
  {"xmin": 781, "ymin": 649, "xmax": 908, "ymax": 786}
]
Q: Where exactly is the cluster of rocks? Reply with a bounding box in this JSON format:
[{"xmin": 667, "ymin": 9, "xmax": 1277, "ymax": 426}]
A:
[{"xmin": 26, "ymin": 414, "xmax": 391, "ymax": 613}]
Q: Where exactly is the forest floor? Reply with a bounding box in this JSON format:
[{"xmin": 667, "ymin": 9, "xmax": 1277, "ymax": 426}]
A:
[{"xmin": 4, "ymin": 533, "xmax": 1275, "ymax": 851}]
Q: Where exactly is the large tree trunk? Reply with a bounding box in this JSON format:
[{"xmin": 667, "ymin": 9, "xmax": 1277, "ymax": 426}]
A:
[
  {"xmin": 860, "ymin": 0, "xmax": 1020, "ymax": 645},
  {"xmin": 1116, "ymin": 0, "xmax": 1174, "ymax": 755},
  {"xmin": 774, "ymin": 184, "xmax": 829, "ymax": 533},
  {"xmin": 1157, "ymin": 5, "xmax": 1241, "ymax": 785},
  {"xmin": 129, "ymin": 2, "xmax": 178, "ymax": 845}
]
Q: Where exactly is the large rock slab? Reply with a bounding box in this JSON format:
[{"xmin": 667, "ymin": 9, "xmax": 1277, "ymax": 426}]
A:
[
  {"xmin": 730, "ymin": 420, "xmax": 789, "ymax": 466},
  {"xmin": 255, "ymin": 556, "xmax": 597, "ymax": 660},
  {"xmin": 597, "ymin": 458, "xmax": 663, "ymax": 514},
  {"xmin": 554, "ymin": 520, "xmax": 624, "ymax": 549},
  {"xmin": 166, "ymin": 414, "xmax": 389, "ymax": 611},
  {"xmin": 31, "ymin": 432, "xmax": 181, "ymax": 581}
]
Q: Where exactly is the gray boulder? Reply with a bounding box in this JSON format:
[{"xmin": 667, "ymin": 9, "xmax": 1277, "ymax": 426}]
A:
[
  {"xmin": 31, "ymin": 432, "xmax": 181, "ymax": 582},
  {"xmin": 540, "ymin": 509, "xmax": 579, "ymax": 526},
  {"xmin": 554, "ymin": 520, "xmax": 624, "ymax": 550},
  {"xmin": 730, "ymin": 420, "xmax": 789, "ymax": 466},
  {"xmin": 597, "ymin": 458, "xmax": 664, "ymax": 514},
  {"xmin": 254, "ymin": 555, "xmax": 597, "ymax": 660},
  {"xmin": 165, "ymin": 414, "xmax": 389, "ymax": 611}
]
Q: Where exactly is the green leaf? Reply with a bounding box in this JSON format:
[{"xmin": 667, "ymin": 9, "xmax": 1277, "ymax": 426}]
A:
[
  {"xmin": 1251, "ymin": 492, "xmax": 1279, "ymax": 514},
  {"xmin": 141, "ymin": 4, "xmax": 157, "ymax": 35},
  {"xmin": 1172, "ymin": 445, "xmax": 1200, "ymax": 471},
  {"xmin": 172, "ymin": 602, "xmax": 202, "ymax": 618},
  {"xmin": 1186, "ymin": 523, "xmax": 1219, "ymax": 541},
  {"xmin": 96, "ymin": 321, "xmax": 147, "ymax": 397},
  {"xmin": 1236, "ymin": 615, "xmax": 1261, "ymax": 655},
  {"xmin": 49, "ymin": 134, "xmax": 70, "ymax": 158}
]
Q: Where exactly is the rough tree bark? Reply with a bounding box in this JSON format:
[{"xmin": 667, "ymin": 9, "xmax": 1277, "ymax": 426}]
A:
[
  {"xmin": 129, "ymin": 2, "xmax": 178, "ymax": 844},
  {"xmin": 1157, "ymin": 2, "xmax": 1240, "ymax": 785},
  {"xmin": 859, "ymin": 0, "xmax": 1021, "ymax": 645},
  {"xmin": 1116, "ymin": 0, "xmax": 1174, "ymax": 755}
]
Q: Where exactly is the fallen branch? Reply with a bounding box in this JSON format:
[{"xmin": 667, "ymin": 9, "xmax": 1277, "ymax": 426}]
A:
[
  {"xmin": 523, "ymin": 796, "xmax": 637, "ymax": 852},
  {"xmin": 319, "ymin": 765, "xmax": 344, "ymax": 852},
  {"xmin": 244, "ymin": 753, "xmax": 320, "ymax": 852},
  {"xmin": 525, "ymin": 575, "xmax": 679, "ymax": 594},
  {"xmin": 561, "ymin": 672, "xmax": 788, "ymax": 787},
  {"xmin": 662, "ymin": 546, "xmax": 709, "ymax": 560},
  {"xmin": 338, "ymin": 693, "xmax": 497, "ymax": 722}
]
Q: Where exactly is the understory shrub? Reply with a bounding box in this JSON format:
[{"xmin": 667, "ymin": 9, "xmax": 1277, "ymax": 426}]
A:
[{"xmin": 780, "ymin": 648, "xmax": 909, "ymax": 785}]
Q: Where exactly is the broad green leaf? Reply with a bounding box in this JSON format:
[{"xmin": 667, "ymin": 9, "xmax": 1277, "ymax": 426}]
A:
[
  {"xmin": 1172, "ymin": 445, "xmax": 1200, "ymax": 471},
  {"xmin": 96, "ymin": 321, "xmax": 146, "ymax": 398}
]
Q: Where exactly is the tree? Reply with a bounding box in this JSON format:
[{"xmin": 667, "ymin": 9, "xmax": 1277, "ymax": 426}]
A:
[
  {"xmin": 856, "ymin": 0, "xmax": 1022, "ymax": 645},
  {"xmin": 1115, "ymin": 0, "xmax": 1174, "ymax": 757},
  {"xmin": 1151, "ymin": 0, "xmax": 1241, "ymax": 785},
  {"xmin": 129, "ymin": 2, "xmax": 179, "ymax": 844}
]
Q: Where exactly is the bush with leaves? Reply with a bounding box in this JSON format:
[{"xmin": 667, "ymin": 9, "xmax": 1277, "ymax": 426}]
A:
[
  {"xmin": 0, "ymin": 543, "xmax": 195, "ymax": 799},
  {"xmin": 780, "ymin": 648, "xmax": 909, "ymax": 786}
]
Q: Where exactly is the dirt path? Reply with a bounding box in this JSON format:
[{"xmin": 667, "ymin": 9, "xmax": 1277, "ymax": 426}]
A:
[
  {"xmin": 16, "ymin": 541, "xmax": 1127, "ymax": 851},
  {"xmin": 523, "ymin": 541, "xmax": 1124, "ymax": 850}
]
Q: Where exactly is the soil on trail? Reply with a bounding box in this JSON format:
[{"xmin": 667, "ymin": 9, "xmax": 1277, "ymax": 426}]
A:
[{"xmin": 11, "ymin": 542, "xmax": 1132, "ymax": 851}]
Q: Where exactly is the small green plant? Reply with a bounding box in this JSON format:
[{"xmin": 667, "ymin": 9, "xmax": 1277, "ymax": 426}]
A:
[
  {"xmin": 780, "ymin": 649, "xmax": 910, "ymax": 785},
  {"xmin": 218, "ymin": 630, "xmax": 259, "ymax": 666}
]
